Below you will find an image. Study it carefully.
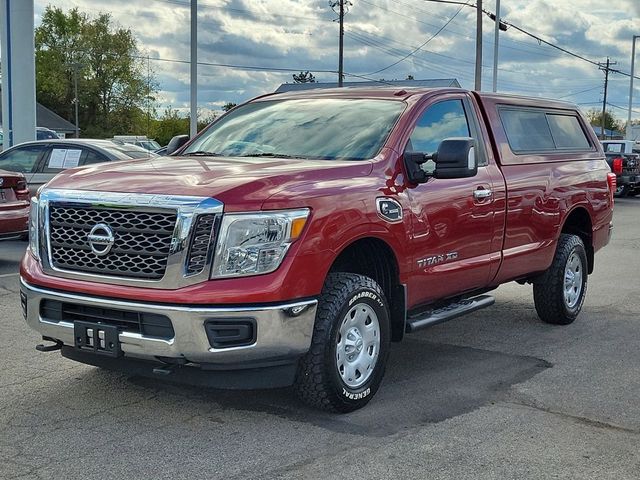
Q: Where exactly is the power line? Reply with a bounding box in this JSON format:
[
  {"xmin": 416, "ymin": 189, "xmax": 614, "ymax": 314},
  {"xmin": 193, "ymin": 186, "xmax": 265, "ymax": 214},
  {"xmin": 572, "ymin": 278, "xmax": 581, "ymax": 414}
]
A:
[
  {"xmin": 557, "ymin": 86, "xmax": 603, "ymax": 99},
  {"xmin": 364, "ymin": 1, "xmax": 469, "ymax": 76}
]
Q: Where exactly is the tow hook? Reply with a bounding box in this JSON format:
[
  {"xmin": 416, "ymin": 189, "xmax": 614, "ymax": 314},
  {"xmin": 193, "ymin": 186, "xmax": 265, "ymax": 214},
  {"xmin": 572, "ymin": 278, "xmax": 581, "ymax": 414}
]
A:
[{"xmin": 35, "ymin": 336, "xmax": 64, "ymax": 352}]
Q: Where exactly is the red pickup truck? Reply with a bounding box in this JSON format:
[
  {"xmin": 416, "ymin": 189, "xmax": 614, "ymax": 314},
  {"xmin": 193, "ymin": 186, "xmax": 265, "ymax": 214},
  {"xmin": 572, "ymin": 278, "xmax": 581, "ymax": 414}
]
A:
[{"xmin": 20, "ymin": 87, "xmax": 614, "ymax": 412}]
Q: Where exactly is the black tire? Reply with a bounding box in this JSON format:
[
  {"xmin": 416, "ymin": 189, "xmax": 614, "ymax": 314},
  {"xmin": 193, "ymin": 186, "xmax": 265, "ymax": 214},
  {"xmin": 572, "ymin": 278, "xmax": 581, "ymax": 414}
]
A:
[
  {"xmin": 614, "ymin": 184, "xmax": 629, "ymax": 198},
  {"xmin": 294, "ymin": 273, "xmax": 391, "ymax": 413},
  {"xmin": 533, "ymin": 234, "xmax": 588, "ymax": 325}
]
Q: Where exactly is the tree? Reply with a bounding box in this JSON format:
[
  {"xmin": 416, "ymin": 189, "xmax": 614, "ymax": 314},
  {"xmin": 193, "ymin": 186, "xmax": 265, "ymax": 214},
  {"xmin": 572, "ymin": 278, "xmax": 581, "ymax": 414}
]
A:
[
  {"xmin": 586, "ymin": 109, "xmax": 623, "ymax": 133},
  {"xmin": 406, "ymin": 75, "xmax": 415, "ymax": 80},
  {"xmin": 222, "ymin": 102, "xmax": 238, "ymax": 112},
  {"xmin": 292, "ymin": 71, "xmax": 316, "ymax": 83},
  {"xmin": 35, "ymin": 6, "xmax": 156, "ymax": 138}
]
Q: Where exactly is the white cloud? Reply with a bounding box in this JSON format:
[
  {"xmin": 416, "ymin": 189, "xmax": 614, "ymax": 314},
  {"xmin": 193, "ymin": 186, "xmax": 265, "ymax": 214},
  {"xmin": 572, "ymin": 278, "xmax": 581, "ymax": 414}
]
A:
[{"xmin": 34, "ymin": 0, "xmax": 640, "ymax": 121}]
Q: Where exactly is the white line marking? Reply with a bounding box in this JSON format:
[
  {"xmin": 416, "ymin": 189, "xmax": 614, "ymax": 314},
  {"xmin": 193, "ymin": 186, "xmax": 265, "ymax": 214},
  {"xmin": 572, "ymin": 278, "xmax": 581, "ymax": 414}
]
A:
[{"xmin": 0, "ymin": 273, "xmax": 19, "ymax": 279}]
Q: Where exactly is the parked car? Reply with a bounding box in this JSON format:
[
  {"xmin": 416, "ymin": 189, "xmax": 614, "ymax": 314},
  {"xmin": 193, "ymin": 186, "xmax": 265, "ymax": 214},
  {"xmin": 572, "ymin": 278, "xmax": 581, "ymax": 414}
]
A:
[
  {"xmin": 20, "ymin": 87, "xmax": 614, "ymax": 412},
  {"xmin": 112, "ymin": 135, "xmax": 162, "ymax": 151},
  {"xmin": 601, "ymin": 140, "xmax": 640, "ymax": 197},
  {"xmin": 1, "ymin": 128, "xmax": 58, "ymax": 154},
  {"xmin": 36, "ymin": 127, "xmax": 59, "ymax": 140},
  {"xmin": 0, "ymin": 139, "xmax": 158, "ymax": 195},
  {"xmin": 0, "ymin": 169, "xmax": 29, "ymax": 240}
]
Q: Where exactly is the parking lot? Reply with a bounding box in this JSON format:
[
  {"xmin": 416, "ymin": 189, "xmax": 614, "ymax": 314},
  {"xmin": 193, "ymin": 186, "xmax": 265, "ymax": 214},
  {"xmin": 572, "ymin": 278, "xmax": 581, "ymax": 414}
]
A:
[{"xmin": 0, "ymin": 198, "xmax": 638, "ymax": 479}]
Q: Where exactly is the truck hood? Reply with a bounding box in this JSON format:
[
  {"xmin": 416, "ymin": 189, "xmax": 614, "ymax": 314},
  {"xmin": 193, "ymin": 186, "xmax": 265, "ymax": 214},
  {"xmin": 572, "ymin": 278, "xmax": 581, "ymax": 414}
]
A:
[{"xmin": 44, "ymin": 155, "xmax": 375, "ymax": 211}]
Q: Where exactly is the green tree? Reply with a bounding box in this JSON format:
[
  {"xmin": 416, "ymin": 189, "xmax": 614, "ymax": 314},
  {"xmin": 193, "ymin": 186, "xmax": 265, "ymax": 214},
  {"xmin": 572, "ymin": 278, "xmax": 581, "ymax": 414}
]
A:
[
  {"xmin": 292, "ymin": 71, "xmax": 316, "ymax": 83},
  {"xmin": 222, "ymin": 102, "xmax": 238, "ymax": 112},
  {"xmin": 144, "ymin": 108, "xmax": 187, "ymax": 146},
  {"xmin": 35, "ymin": 6, "xmax": 156, "ymax": 138},
  {"xmin": 587, "ymin": 109, "xmax": 623, "ymax": 133}
]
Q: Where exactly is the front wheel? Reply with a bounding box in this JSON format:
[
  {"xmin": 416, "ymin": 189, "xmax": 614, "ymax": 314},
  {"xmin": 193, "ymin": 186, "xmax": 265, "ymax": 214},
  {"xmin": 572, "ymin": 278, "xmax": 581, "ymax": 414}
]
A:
[
  {"xmin": 294, "ymin": 273, "xmax": 391, "ymax": 412},
  {"xmin": 533, "ymin": 234, "xmax": 588, "ymax": 325}
]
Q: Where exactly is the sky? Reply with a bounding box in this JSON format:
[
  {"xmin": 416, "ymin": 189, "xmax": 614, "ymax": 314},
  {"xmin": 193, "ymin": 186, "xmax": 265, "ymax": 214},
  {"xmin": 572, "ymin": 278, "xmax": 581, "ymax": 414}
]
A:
[{"xmin": 33, "ymin": 0, "xmax": 640, "ymax": 122}]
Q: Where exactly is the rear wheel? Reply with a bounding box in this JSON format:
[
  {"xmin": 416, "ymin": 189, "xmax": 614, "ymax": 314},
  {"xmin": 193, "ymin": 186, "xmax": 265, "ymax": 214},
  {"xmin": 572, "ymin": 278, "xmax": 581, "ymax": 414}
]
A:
[
  {"xmin": 614, "ymin": 185, "xmax": 629, "ymax": 197},
  {"xmin": 533, "ymin": 234, "xmax": 588, "ymax": 325},
  {"xmin": 294, "ymin": 273, "xmax": 390, "ymax": 412}
]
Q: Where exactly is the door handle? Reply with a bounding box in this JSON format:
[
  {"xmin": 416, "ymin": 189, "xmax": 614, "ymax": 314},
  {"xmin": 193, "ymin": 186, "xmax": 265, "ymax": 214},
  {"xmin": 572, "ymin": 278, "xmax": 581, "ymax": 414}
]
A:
[{"xmin": 473, "ymin": 188, "xmax": 493, "ymax": 200}]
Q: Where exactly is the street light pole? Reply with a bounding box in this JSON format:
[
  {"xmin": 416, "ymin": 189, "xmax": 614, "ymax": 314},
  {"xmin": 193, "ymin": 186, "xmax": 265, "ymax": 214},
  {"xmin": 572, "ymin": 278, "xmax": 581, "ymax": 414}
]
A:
[
  {"xmin": 492, "ymin": 0, "xmax": 500, "ymax": 92},
  {"xmin": 475, "ymin": 0, "xmax": 483, "ymax": 90},
  {"xmin": 72, "ymin": 64, "xmax": 80, "ymax": 138},
  {"xmin": 627, "ymin": 35, "xmax": 639, "ymax": 140},
  {"xmin": 190, "ymin": 0, "xmax": 198, "ymax": 138}
]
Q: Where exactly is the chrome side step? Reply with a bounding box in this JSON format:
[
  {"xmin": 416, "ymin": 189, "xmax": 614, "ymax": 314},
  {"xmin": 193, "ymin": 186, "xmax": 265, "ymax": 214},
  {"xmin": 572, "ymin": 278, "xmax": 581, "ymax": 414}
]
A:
[{"xmin": 405, "ymin": 294, "xmax": 495, "ymax": 333}]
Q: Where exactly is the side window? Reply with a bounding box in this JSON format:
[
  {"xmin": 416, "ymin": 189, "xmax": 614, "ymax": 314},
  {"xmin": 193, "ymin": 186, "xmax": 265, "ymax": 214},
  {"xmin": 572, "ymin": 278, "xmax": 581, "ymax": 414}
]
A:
[
  {"xmin": 82, "ymin": 150, "xmax": 109, "ymax": 166},
  {"xmin": 0, "ymin": 146, "xmax": 44, "ymax": 173},
  {"xmin": 603, "ymin": 143, "xmax": 622, "ymax": 153},
  {"xmin": 41, "ymin": 148, "xmax": 84, "ymax": 173},
  {"xmin": 499, "ymin": 108, "xmax": 592, "ymax": 153},
  {"xmin": 500, "ymin": 109, "xmax": 555, "ymax": 152},
  {"xmin": 547, "ymin": 115, "xmax": 590, "ymax": 150},
  {"xmin": 406, "ymin": 100, "xmax": 470, "ymax": 155}
]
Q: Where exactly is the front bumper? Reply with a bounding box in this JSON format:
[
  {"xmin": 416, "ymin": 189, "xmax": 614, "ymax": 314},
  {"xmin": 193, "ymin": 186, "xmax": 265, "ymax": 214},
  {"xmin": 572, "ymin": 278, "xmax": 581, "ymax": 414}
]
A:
[{"xmin": 20, "ymin": 279, "xmax": 317, "ymax": 366}]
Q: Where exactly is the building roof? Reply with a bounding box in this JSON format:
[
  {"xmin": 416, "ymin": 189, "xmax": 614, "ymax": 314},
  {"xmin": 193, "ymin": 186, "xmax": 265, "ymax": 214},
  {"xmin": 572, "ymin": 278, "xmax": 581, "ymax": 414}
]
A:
[
  {"xmin": 0, "ymin": 88, "xmax": 77, "ymax": 134},
  {"xmin": 275, "ymin": 78, "xmax": 461, "ymax": 93},
  {"xmin": 35, "ymin": 103, "xmax": 77, "ymax": 133}
]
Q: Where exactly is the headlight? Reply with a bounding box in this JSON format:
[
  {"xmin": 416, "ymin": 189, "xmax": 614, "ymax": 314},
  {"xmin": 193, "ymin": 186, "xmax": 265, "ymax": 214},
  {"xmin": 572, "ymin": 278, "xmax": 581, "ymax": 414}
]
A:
[
  {"xmin": 211, "ymin": 209, "xmax": 310, "ymax": 278},
  {"xmin": 29, "ymin": 197, "xmax": 40, "ymax": 260}
]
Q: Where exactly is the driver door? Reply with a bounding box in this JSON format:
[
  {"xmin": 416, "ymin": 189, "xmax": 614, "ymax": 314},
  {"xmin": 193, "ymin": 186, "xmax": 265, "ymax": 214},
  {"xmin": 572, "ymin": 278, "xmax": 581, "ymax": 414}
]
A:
[{"xmin": 405, "ymin": 95, "xmax": 502, "ymax": 305}]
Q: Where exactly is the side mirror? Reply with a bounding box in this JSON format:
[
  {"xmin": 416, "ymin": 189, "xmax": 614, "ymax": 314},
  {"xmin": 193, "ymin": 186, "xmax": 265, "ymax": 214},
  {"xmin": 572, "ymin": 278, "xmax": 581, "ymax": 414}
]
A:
[
  {"xmin": 433, "ymin": 137, "xmax": 478, "ymax": 179},
  {"xmin": 403, "ymin": 151, "xmax": 431, "ymax": 184},
  {"xmin": 166, "ymin": 135, "xmax": 190, "ymax": 155},
  {"xmin": 403, "ymin": 137, "xmax": 478, "ymax": 184}
]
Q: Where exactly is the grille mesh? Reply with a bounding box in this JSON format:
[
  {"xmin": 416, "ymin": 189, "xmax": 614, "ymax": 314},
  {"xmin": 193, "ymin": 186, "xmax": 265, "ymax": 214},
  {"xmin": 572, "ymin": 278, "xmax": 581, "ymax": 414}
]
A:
[
  {"xmin": 185, "ymin": 214, "xmax": 217, "ymax": 276},
  {"xmin": 49, "ymin": 205, "xmax": 177, "ymax": 279}
]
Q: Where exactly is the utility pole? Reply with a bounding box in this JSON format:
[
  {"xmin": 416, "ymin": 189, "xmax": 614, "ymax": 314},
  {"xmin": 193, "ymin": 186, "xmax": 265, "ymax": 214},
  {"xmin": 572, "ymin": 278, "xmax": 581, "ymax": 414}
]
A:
[
  {"xmin": 190, "ymin": 0, "xmax": 198, "ymax": 138},
  {"xmin": 475, "ymin": 0, "xmax": 483, "ymax": 91},
  {"xmin": 491, "ymin": 0, "xmax": 500, "ymax": 92},
  {"xmin": 72, "ymin": 64, "xmax": 80, "ymax": 138},
  {"xmin": 331, "ymin": 0, "xmax": 350, "ymax": 86},
  {"xmin": 599, "ymin": 57, "xmax": 616, "ymax": 139},
  {"xmin": 338, "ymin": 0, "xmax": 344, "ymax": 87},
  {"xmin": 627, "ymin": 35, "xmax": 639, "ymax": 140}
]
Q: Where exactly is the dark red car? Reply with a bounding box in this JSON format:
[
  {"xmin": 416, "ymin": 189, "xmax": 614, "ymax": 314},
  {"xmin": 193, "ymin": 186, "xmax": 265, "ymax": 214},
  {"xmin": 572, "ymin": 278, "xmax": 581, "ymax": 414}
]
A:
[{"xmin": 0, "ymin": 169, "xmax": 29, "ymax": 240}]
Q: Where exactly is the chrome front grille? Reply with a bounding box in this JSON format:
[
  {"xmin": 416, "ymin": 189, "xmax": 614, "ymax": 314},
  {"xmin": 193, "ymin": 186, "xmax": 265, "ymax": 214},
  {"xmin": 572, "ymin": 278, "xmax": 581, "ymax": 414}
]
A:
[
  {"xmin": 37, "ymin": 190, "xmax": 224, "ymax": 288},
  {"xmin": 49, "ymin": 205, "xmax": 177, "ymax": 279}
]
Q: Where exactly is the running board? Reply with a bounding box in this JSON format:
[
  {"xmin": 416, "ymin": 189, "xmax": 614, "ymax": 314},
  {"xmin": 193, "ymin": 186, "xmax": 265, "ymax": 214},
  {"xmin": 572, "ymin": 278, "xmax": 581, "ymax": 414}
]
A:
[{"xmin": 405, "ymin": 294, "xmax": 495, "ymax": 333}]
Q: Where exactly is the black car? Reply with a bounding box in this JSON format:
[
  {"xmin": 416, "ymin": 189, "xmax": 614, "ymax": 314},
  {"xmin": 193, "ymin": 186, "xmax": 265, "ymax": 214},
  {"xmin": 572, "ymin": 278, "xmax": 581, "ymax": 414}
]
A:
[{"xmin": 0, "ymin": 139, "xmax": 158, "ymax": 195}]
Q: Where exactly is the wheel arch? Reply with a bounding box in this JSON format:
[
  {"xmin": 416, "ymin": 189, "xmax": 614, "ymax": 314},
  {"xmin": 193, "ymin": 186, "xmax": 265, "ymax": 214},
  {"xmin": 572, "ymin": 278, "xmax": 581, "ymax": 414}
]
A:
[
  {"xmin": 560, "ymin": 206, "xmax": 594, "ymax": 274},
  {"xmin": 328, "ymin": 236, "xmax": 406, "ymax": 342}
]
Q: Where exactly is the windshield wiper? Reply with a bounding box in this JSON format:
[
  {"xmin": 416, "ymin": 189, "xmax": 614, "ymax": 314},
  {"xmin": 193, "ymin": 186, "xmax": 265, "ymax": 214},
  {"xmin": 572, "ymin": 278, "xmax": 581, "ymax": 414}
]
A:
[
  {"xmin": 239, "ymin": 153, "xmax": 305, "ymax": 159},
  {"xmin": 182, "ymin": 151, "xmax": 222, "ymax": 156}
]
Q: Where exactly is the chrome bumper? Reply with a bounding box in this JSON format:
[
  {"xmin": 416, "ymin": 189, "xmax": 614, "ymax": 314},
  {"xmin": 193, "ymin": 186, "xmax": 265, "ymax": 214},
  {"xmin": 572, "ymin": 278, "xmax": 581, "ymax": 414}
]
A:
[{"xmin": 20, "ymin": 279, "xmax": 317, "ymax": 365}]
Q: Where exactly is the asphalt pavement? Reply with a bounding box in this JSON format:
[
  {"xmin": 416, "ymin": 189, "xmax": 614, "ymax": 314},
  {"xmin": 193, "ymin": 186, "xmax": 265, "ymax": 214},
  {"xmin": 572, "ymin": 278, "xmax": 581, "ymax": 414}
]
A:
[{"xmin": 1, "ymin": 198, "xmax": 639, "ymax": 479}]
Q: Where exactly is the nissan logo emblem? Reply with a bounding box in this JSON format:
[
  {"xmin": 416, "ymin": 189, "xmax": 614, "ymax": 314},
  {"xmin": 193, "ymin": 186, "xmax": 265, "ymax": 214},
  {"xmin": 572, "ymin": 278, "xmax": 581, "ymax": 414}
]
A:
[{"xmin": 87, "ymin": 223, "xmax": 115, "ymax": 256}]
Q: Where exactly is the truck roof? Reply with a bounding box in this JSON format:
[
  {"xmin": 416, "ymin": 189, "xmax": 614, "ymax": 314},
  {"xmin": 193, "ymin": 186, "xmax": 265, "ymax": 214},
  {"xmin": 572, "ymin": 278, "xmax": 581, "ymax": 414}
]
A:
[
  {"xmin": 268, "ymin": 86, "xmax": 462, "ymax": 101},
  {"xmin": 267, "ymin": 86, "xmax": 581, "ymax": 110}
]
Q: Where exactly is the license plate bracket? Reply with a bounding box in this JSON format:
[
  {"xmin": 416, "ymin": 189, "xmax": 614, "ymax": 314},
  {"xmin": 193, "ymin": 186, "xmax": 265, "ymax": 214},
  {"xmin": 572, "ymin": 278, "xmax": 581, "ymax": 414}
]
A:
[{"xmin": 74, "ymin": 321, "xmax": 121, "ymax": 357}]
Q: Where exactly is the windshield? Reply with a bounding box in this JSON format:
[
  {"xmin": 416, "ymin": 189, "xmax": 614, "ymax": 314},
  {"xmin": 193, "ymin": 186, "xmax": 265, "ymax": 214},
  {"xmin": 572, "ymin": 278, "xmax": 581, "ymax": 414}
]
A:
[{"xmin": 184, "ymin": 98, "xmax": 405, "ymax": 160}]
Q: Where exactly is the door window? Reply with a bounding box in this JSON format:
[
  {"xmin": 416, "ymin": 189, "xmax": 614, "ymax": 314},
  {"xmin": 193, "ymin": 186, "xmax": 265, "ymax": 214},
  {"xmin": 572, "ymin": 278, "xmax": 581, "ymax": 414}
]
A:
[
  {"xmin": 406, "ymin": 100, "xmax": 471, "ymax": 154},
  {"xmin": 82, "ymin": 150, "xmax": 109, "ymax": 166},
  {"xmin": 40, "ymin": 148, "xmax": 84, "ymax": 173},
  {"xmin": 0, "ymin": 146, "xmax": 44, "ymax": 173}
]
